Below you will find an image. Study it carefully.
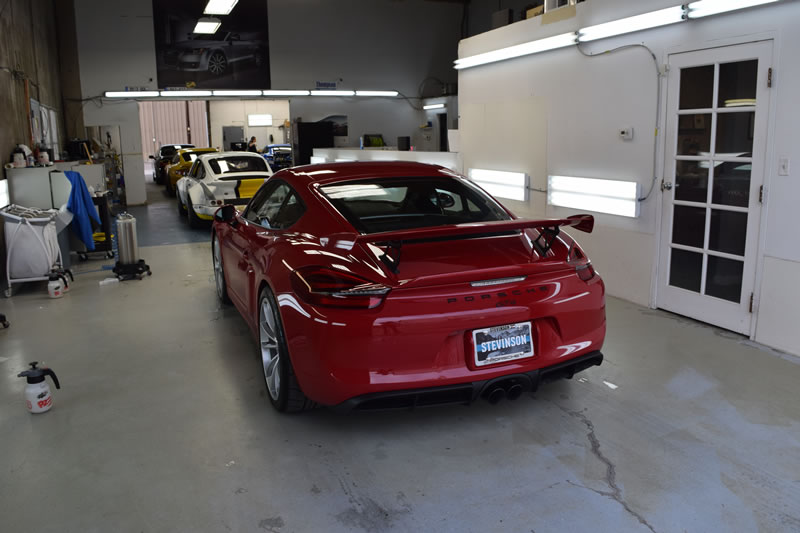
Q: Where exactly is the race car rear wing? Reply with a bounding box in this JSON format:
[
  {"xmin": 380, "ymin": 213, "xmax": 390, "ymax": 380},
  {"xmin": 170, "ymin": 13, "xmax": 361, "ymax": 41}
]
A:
[{"xmin": 356, "ymin": 214, "xmax": 594, "ymax": 246}]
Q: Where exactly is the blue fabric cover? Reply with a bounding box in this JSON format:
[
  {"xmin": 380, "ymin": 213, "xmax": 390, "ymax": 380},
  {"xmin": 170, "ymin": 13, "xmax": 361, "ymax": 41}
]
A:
[{"xmin": 64, "ymin": 170, "xmax": 100, "ymax": 251}]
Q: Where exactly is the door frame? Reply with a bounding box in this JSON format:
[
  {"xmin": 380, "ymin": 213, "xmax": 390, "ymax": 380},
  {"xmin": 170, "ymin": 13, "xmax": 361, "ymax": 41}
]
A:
[{"xmin": 652, "ymin": 33, "xmax": 779, "ymax": 340}]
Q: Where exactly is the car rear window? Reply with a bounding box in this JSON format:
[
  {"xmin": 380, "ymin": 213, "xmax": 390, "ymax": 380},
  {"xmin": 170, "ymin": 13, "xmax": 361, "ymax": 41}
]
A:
[
  {"xmin": 319, "ymin": 177, "xmax": 511, "ymax": 234},
  {"xmin": 209, "ymin": 156, "xmax": 268, "ymax": 174}
]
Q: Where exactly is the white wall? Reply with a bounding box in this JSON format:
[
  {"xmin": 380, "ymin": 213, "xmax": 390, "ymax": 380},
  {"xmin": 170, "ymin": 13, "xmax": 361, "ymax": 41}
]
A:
[
  {"xmin": 74, "ymin": 0, "xmax": 158, "ymax": 205},
  {"xmin": 208, "ymin": 99, "xmax": 290, "ymax": 150},
  {"xmin": 457, "ymin": 0, "xmax": 800, "ymax": 355}
]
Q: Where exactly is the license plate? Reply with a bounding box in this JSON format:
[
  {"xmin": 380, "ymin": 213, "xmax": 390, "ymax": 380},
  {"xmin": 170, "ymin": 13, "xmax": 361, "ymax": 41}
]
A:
[{"xmin": 472, "ymin": 321, "xmax": 534, "ymax": 367}]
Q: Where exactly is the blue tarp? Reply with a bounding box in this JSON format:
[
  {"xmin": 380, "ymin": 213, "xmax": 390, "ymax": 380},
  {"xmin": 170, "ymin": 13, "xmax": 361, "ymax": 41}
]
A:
[{"xmin": 64, "ymin": 170, "xmax": 100, "ymax": 251}]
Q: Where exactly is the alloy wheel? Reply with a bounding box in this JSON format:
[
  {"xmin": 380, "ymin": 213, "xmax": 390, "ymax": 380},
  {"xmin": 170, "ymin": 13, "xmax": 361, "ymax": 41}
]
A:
[
  {"xmin": 259, "ymin": 298, "xmax": 281, "ymax": 401},
  {"xmin": 208, "ymin": 52, "xmax": 227, "ymax": 76}
]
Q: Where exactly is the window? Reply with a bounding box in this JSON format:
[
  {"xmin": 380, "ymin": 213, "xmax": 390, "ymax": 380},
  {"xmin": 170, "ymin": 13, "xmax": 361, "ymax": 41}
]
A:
[
  {"xmin": 319, "ymin": 177, "xmax": 510, "ymax": 234},
  {"xmin": 209, "ymin": 155, "xmax": 268, "ymax": 174},
  {"xmin": 245, "ymin": 181, "xmax": 305, "ymax": 229},
  {"xmin": 171, "ymin": 153, "xmax": 181, "ymax": 164}
]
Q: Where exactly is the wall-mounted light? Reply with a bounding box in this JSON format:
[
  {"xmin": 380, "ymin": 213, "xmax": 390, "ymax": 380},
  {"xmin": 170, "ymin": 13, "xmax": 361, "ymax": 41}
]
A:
[
  {"xmin": 212, "ymin": 90, "xmax": 261, "ymax": 97},
  {"xmin": 160, "ymin": 90, "xmax": 213, "ymax": 97},
  {"xmin": 469, "ymin": 169, "xmax": 530, "ymax": 202},
  {"xmin": 686, "ymin": 0, "xmax": 779, "ymax": 18},
  {"xmin": 455, "ymin": 32, "xmax": 578, "ymax": 70},
  {"xmin": 355, "ymin": 90, "xmax": 399, "ymax": 97},
  {"xmin": 0, "ymin": 179, "xmax": 9, "ymax": 209},
  {"xmin": 577, "ymin": 6, "xmax": 686, "ymax": 42},
  {"xmin": 104, "ymin": 91, "xmax": 159, "ymax": 98},
  {"xmin": 203, "ymin": 0, "xmax": 239, "ymax": 15},
  {"xmin": 193, "ymin": 17, "xmax": 221, "ymax": 34},
  {"xmin": 547, "ymin": 175, "xmax": 640, "ymax": 218},
  {"xmin": 423, "ymin": 103, "xmax": 446, "ymax": 110},
  {"xmin": 455, "ymin": 1, "xmax": 784, "ymax": 69}
]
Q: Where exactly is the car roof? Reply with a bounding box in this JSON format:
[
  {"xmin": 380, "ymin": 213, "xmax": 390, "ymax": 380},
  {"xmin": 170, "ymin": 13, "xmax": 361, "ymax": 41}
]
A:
[
  {"xmin": 281, "ymin": 161, "xmax": 459, "ymax": 187},
  {"xmin": 198, "ymin": 151, "xmax": 265, "ymax": 161}
]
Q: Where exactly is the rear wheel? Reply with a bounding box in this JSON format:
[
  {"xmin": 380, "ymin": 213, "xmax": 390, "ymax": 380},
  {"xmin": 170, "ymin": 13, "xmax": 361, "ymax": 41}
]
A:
[
  {"xmin": 212, "ymin": 232, "xmax": 231, "ymax": 304},
  {"xmin": 187, "ymin": 196, "xmax": 203, "ymax": 229},
  {"xmin": 258, "ymin": 287, "xmax": 313, "ymax": 413},
  {"xmin": 177, "ymin": 193, "xmax": 187, "ymax": 217},
  {"xmin": 208, "ymin": 52, "xmax": 227, "ymax": 76}
]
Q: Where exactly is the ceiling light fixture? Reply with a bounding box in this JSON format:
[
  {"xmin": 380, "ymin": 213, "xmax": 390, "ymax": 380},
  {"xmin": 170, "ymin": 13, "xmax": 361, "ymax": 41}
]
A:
[
  {"xmin": 212, "ymin": 90, "xmax": 262, "ymax": 97},
  {"xmin": 310, "ymin": 90, "xmax": 356, "ymax": 96},
  {"xmin": 685, "ymin": 0, "xmax": 779, "ymax": 18},
  {"xmin": 262, "ymin": 90, "xmax": 310, "ymax": 96},
  {"xmin": 159, "ymin": 90, "xmax": 213, "ymax": 97},
  {"xmin": 104, "ymin": 91, "xmax": 159, "ymax": 98},
  {"xmin": 423, "ymin": 103, "xmax": 446, "ymax": 110},
  {"xmin": 455, "ymin": 32, "xmax": 578, "ymax": 70},
  {"xmin": 193, "ymin": 17, "xmax": 221, "ymax": 34},
  {"xmin": 203, "ymin": 0, "xmax": 239, "ymax": 15},
  {"xmin": 577, "ymin": 6, "xmax": 686, "ymax": 42},
  {"xmin": 355, "ymin": 90, "xmax": 399, "ymax": 97}
]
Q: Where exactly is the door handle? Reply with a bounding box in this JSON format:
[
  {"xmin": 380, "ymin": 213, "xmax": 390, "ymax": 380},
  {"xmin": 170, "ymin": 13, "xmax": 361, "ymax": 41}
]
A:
[{"xmin": 661, "ymin": 180, "xmax": 673, "ymax": 191}]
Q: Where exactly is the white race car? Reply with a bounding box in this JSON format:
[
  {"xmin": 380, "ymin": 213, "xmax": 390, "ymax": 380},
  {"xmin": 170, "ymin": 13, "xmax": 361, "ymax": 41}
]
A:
[{"xmin": 177, "ymin": 152, "xmax": 273, "ymax": 227}]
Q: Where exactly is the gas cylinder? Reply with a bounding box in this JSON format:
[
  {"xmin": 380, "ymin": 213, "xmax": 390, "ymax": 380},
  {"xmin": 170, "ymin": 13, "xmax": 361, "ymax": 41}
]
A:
[{"xmin": 17, "ymin": 362, "xmax": 61, "ymax": 413}]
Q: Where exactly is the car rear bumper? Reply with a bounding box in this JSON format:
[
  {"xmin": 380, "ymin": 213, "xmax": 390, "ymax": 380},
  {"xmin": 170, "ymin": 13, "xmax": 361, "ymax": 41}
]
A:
[{"xmin": 333, "ymin": 350, "xmax": 603, "ymax": 411}]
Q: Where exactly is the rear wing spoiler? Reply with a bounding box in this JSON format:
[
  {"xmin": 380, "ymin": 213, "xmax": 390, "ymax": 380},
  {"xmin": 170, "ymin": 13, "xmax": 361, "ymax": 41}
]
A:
[{"xmin": 356, "ymin": 214, "xmax": 594, "ymax": 245}]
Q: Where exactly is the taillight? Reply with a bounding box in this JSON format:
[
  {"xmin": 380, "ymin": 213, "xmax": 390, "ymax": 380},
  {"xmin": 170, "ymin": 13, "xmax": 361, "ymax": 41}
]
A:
[
  {"xmin": 577, "ymin": 263, "xmax": 595, "ymax": 282},
  {"xmin": 291, "ymin": 267, "xmax": 390, "ymax": 309}
]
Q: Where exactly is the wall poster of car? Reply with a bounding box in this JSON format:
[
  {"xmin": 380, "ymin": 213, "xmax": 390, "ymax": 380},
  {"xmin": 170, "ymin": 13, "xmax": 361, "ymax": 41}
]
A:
[{"xmin": 152, "ymin": 0, "xmax": 269, "ymax": 89}]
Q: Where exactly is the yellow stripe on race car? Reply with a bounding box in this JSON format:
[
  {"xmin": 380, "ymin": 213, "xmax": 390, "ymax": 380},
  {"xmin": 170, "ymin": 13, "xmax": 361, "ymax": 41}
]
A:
[{"xmin": 235, "ymin": 179, "xmax": 265, "ymax": 199}]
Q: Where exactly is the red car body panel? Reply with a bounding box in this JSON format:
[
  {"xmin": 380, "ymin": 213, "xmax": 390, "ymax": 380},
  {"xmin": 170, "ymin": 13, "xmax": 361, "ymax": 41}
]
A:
[{"xmin": 214, "ymin": 162, "xmax": 606, "ymax": 407}]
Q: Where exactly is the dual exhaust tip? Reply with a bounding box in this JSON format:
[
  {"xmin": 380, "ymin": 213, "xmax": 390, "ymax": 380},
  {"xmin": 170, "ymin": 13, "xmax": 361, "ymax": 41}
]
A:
[{"xmin": 484, "ymin": 380, "xmax": 526, "ymax": 404}]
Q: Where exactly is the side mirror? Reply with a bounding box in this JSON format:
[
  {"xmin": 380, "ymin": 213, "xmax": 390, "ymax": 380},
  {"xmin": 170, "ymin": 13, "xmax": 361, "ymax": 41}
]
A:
[{"xmin": 215, "ymin": 204, "xmax": 237, "ymax": 224}]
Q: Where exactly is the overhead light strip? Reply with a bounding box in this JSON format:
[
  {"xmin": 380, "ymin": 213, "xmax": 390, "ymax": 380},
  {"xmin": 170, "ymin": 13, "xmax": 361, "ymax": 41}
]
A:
[
  {"xmin": 310, "ymin": 90, "xmax": 356, "ymax": 96},
  {"xmin": 455, "ymin": 0, "xmax": 783, "ymax": 69},
  {"xmin": 104, "ymin": 89, "xmax": 403, "ymax": 99},
  {"xmin": 423, "ymin": 103, "xmax": 446, "ymax": 110},
  {"xmin": 105, "ymin": 91, "xmax": 159, "ymax": 98},
  {"xmin": 193, "ymin": 17, "xmax": 221, "ymax": 34},
  {"xmin": 212, "ymin": 90, "xmax": 262, "ymax": 96}
]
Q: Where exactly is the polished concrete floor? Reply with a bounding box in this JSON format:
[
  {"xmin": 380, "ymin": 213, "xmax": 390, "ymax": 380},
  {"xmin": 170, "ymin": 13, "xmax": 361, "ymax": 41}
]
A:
[{"xmin": 1, "ymin": 186, "xmax": 799, "ymax": 532}]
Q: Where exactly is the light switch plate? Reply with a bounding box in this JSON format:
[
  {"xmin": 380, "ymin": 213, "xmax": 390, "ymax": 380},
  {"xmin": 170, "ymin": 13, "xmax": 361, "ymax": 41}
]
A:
[{"xmin": 778, "ymin": 157, "xmax": 790, "ymax": 176}]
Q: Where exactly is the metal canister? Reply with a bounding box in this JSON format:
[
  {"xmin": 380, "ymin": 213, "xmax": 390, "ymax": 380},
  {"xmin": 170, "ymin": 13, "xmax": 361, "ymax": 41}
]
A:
[{"xmin": 116, "ymin": 212, "xmax": 139, "ymax": 265}]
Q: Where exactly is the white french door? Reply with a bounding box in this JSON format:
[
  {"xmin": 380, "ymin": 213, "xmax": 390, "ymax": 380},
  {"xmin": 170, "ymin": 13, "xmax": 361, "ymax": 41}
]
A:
[{"xmin": 658, "ymin": 41, "xmax": 772, "ymax": 335}]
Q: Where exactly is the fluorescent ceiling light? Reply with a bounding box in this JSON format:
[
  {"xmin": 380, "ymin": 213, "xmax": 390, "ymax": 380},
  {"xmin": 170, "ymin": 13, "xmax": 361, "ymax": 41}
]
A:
[
  {"xmin": 310, "ymin": 90, "xmax": 356, "ymax": 96},
  {"xmin": 193, "ymin": 17, "xmax": 221, "ymax": 34},
  {"xmin": 203, "ymin": 0, "xmax": 238, "ymax": 15},
  {"xmin": 262, "ymin": 90, "xmax": 310, "ymax": 96},
  {"xmin": 686, "ymin": 0, "xmax": 778, "ymax": 18},
  {"xmin": 423, "ymin": 103, "xmax": 446, "ymax": 110},
  {"xmin": 577, "ymin": 6, "xmax": 686, "ymax": 42},
  {"xmin": 104, "ymin": 91, "xmax": 159, "ymax": 98},
  {"xmin": 469, "ymin": 169, "xmax": 529, "ymax": 202},
  {"xmin": 159, "ymin": 90, "xmax": 213, "ymax": 97},
  {"xmin": 355, "ymin": 90, "xmax": 399, "ymax": 97},
  {"xmin": 212, "ymin": 90, "xmax": 261, "ymax": 97},
  {"xmin": 248, "ymin": 114, "xmax": 273, "ymax": 127},
  {"xmin": 455, "ymin": 32, "xmax": 577, "ymax": 70},
  {"xmin": 548, "ymin": 175, "xmax": 639, "ymax": 218}
]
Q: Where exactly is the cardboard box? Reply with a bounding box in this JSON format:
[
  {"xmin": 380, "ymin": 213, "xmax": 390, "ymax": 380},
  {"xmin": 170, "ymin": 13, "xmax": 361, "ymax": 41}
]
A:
[{"xmin": 526, "ymin": 6, "xmax": 544, "ymax": 18}]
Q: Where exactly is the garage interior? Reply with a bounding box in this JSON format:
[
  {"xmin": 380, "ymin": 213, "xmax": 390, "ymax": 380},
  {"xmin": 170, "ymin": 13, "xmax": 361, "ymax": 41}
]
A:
[{"xmin": 2, "ymin": 1, "xmax": 800, "ymax": 532}]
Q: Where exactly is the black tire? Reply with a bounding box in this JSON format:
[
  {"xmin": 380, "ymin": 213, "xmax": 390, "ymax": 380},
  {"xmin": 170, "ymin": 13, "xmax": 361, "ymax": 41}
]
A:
[
  {"xmin": 212, "ymin": 232, "xmax": 231, "ymax": 305},
  {"xmin": 165, "ymin": 178, "xmax": 176, "ymax": 197},
  {"xmin": 154, "ymin": 167, "xmax": 163, "ymax": 184},
  {"xmin": 208, "ymin": 51, "xmax": 227, "ymax": 76},
  {"xmin": 177, "ymin": 194, "xmax": 187, "ymax": 217},
  {"xmin": 187, "ymin": 196, "xmax": 203, "ymax": 229},
  {"xmin": 258, "ymin": 287, "xmax": 314, "ymax": 413}
]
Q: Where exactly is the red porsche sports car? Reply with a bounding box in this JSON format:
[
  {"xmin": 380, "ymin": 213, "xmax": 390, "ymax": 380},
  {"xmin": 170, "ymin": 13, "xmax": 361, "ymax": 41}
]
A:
[{"xmin": 212, "ymin": 162, "xmax": 605, "ymax": 412}]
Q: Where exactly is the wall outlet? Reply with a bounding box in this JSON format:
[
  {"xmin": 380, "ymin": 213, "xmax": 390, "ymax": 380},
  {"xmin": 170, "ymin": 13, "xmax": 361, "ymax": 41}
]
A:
[
  {"xmin": 778, "ymin": 157, "xmax": 790, "ymax": 176},
  {"xmin": 619, "ymin": 127, "xmax": 634, "ymax": 141}
]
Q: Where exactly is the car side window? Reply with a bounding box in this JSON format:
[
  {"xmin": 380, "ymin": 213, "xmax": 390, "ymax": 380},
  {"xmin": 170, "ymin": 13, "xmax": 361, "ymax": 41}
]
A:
[
  {"xmin": 171, "ymin": 153, "xmax": 180, "ymax": 164},
  {"xmin": 244, "ymin": 181, "xmax": 304, "ymax": 229},
  {"xmin": 196, "ymin": 165, "xmax": 206, "ymax": 180}
]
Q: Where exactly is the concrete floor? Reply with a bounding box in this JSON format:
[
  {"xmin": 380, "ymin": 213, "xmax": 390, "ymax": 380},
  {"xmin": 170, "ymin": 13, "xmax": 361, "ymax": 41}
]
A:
[{"xmin": 1, "ymin": 185, "xmax": 800, "ymax": 533}]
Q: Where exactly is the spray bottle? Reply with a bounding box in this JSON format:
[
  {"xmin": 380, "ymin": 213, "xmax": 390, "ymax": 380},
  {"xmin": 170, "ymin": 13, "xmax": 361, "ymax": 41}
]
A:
[{"xmin": 17, "ymin": 362, "xmax": 61, "ymax": 413}]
